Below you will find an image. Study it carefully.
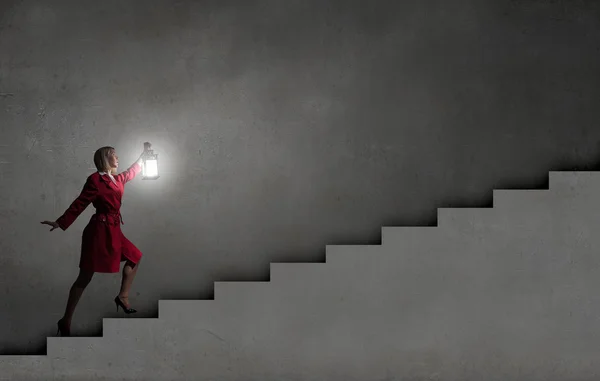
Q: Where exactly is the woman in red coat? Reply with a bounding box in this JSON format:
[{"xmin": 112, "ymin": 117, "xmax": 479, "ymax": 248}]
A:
[{"xmin": 41, "ymin": 145, "xmax": 146, "ymax": 336}]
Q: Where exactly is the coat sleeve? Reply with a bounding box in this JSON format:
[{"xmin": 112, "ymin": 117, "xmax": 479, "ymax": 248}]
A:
[
  {"xmin": 116, "ymin": 161, "xmax": 142, "ymax": 184},
  {"xmin": 56, "ymin": 176, "xmax": 98, "ymax": 231}
]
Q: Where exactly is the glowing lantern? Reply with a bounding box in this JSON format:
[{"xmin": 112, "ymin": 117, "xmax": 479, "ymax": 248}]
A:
[{"xmin": 142, "ymin": 142, "xmax": 159, "ymax": 180}]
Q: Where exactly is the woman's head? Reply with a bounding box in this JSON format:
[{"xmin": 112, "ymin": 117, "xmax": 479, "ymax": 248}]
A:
[{"xmin": 93, "ymin": 146, "xmax": 119, "ymax": 175}]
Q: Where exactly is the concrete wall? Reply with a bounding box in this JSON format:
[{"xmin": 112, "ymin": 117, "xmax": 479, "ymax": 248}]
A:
[{"xmin": 1, "ymin": 0, "xmax": 600, "ymax": 358}]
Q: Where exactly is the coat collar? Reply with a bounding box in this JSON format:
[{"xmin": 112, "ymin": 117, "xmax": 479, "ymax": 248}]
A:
[{"xmin": 98, "ymin": 171, "xmax": 118, "ymax": 186}]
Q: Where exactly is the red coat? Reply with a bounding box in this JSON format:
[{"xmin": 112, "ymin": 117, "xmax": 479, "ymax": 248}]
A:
[{"xmin": 56, "ymin": 162, "xmax": 143, "ymax": 273}]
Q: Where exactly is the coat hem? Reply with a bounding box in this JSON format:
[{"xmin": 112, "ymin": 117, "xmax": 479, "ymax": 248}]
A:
[{"xmin": 79, "ymin": 255, "xmax": 139, "ymax": 273}]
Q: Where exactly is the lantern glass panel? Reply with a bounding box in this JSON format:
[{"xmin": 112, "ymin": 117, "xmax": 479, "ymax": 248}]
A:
[{"xmin": 144, "ymin": 159, "xmax": 158, "ymax": 178}]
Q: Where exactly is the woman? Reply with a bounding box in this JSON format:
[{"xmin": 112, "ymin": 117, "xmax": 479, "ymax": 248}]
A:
[{"xmin": 41, "ymin": 144, "xmax": 148, "ymax": 336}]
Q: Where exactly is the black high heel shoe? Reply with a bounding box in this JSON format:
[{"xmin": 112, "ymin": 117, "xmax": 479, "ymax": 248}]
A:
[
  {"xmin": 114, "ymin": 296, "xmax": 137, "ymax": 314},
  {"xmin": 56, "ymin": 318, "xmax": 70, "ymax": 337}
]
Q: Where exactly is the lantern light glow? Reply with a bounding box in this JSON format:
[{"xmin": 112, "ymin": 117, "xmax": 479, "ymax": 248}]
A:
[{"xmin": 142, "ymin": 142, "xmax": 160, "ymax": 180}]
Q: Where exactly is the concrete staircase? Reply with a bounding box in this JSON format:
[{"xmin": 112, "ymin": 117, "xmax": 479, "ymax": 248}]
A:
[{"xmin": 3, "ymin": 171, "xmax": 600, "ymax": 381}]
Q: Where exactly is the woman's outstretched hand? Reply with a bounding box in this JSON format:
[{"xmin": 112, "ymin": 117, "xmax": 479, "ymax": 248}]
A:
[{"xmin": 40, "ymin": 220, "xmax": 60, "ymax": 231}]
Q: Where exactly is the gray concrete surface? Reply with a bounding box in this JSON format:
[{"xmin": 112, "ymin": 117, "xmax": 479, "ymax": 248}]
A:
[
  {"xmin": 2, "ymin": 170, "xmax": 600, "ymax": 380},
  {"xmin": 2, "ymin": 0, "xmax": 600, "ymax": 378}
]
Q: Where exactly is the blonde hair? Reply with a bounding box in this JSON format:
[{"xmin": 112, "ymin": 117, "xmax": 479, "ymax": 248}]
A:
[{"xmin": 93, "ymin": 146, "xmax": 116, "ymax": 175}]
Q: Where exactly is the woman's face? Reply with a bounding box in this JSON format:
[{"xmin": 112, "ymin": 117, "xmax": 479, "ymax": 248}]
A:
[{"xmin": 108, "ymin": 150, "xmax": 119, "ymax": 169}]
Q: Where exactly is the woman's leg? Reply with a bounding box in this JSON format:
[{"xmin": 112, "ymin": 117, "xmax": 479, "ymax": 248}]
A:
[
  {"xmin": 117, "ymin": 260, "xmax": 139, "ymax": 308},
  {"xmin": 61, "ymin": 269, "xmax": 94, "ymax": 326}
]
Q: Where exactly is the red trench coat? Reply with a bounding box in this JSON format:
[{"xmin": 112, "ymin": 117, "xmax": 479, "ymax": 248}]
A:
[{"xmin": 56, "ymin": 162, "xmax": 143, "ymax": 273}]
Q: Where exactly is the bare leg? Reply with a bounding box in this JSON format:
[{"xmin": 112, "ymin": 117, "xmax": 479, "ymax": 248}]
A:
[
  {"xmin": 61, "ymin": 269, "xmax": 94, "ymax": 328},
  {"xmin": 118, "ymin": 260, "xmax": 139, "ymax": 308}
]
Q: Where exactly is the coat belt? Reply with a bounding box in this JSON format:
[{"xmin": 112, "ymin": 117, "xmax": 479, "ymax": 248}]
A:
[{"xmin": 93, "ymin": 212, "xmax": 124, "ymax": 225}]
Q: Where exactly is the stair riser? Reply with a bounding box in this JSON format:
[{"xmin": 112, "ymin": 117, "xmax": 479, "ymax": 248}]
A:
[
  {"xmin": 381, "ymin": 226, "xmax": 437, "ymax": 247},
  {"xmin": 158, "ymin": 300, "xmax": 215, "ymax": 320},
  {"xmin": 46, "ymin": 338, "xmax": 103, "ymax": 359},
  {"xmin": 270, "ymin": 263, "xmax": 328, "ymax": 282},
  {"xmin": 549, "ymin": 171, "xmax": 600, "ymax": 192},
  {"xmin": 213, "ymin": 282, "xmax": 271, "ymax": 302},
  {"xmin": 436, "ymin": 208, "xmax": 494, "ymax": 230},
  {"xmin": 102, "ymin": 319, "xmax": 159, "ymax": 337},
  {"xmin": 325, "ymin": 245, "xmax": 384, "ymax": 264},
  {"xmin": 492, "ymin": 190, "xmax": 551, "ymax": 210}
]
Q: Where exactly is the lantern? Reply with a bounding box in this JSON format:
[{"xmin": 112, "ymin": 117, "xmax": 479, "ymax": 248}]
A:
[{"xmin": 142, "ymin": 142, "xmax": 160, "ymax": 180}]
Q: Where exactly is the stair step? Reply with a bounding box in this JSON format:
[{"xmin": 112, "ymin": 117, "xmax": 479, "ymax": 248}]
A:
[
  {"xmin": 380, "ymin": 225, "xmax": 491, "ymax": 269},
  {"xmin": 380, "ymin": 226, "xmax": 438, "ymax": 247},
  {"xmin": 158, "ymin": 299, "xmax": 215, "ymax": 320},
  {"xmin": 492, "ymin": 189, "xmax": 550, "ymax": 209},
  {"xmin": 46, "ymin": 337, "xmax": 103, "ymax": 359},
  {"xmin": 325, "ymin": 244, "xmax": 383, "ymax": 263},
  {"xmin": 49, "ymin": 334, "xmax": 168, "ymax": 370},
  {"xmin": 213, "ymin": 281, "xmax": 271, "ymax": 301},
  {"xmin": 270, "ymin": 262, "xmax": 328, "ymax": 282},
  {"xmin": 102, "ymin": 318, "xmax": 160, "ymax": 337},
  {"xmin": 549, "ymin": 171, "xmax": 600, "ymax": 192},
  {"xmin": 158, "ymin": 299, "xmax": 229, "ymax": 329},
  {"xmin": 437, "ymin": 207, "xmax": 493, "ymax": 229},
  {"xmin": 0, "ymin": 356, "xmax": 51, "ymax": 380}
]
